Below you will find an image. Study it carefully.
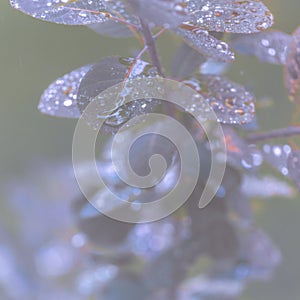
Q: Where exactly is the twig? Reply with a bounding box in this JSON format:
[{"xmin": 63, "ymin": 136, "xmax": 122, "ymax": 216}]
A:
[
  {"xmin": 246, "ymin": 126, "xmax": 300, "ymax": 143},
  {"xmin": 139, "ymin": 19, "xmax": 165, "ymax": 77}
]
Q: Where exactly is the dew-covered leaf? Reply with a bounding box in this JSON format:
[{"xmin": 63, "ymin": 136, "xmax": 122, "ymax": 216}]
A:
[
  {"xmin": 231, "ymin": 31, "xmax": 292, "ymax": 65},
  {"xmin": 38, "ymin": 65, "xmax": 91, "ymax": 118},
  {"xmin": 184, "ymin": 0, "xmax": 274, "ymax": 34},
  {"xmin": 182, "ymin": 75, "xmax": 256, "ymax": 124},
  {"xmin": 262, "ymin": 143, "xmax": 300, "ymax": 191},
  {"xmin": 285, "ymin": 27, "xmax": 300, "ymax": 101},
  {"xmin": 77, "ymin": 56, "xmax": 160, "ymax": 130},
  {"xmin": 10, "ymin": 0, "xmax": 111, "ymax": 25},
  {"xmin": 128, "ymin": 0, "xmax": 189, "ymax": 28},
  {"xmin": 175, "ymin": 25, "xmax": 235, "ymax": 62},
  {"xmin": 171, "ymin": 42, "xmax": 206, "ymax": 79},
  {"xmin": 222, "ymin": 127, "xmax": 263, "ymax": 170},
  {"xmin": 77, "ymin": 57, "xmax": 157, "ymax": 111},
  {"xmin": 104, "ymin": 0, "xmax": 139, "ymax": 24}
]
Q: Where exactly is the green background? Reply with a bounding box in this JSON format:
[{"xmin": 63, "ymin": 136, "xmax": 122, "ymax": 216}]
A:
[{"xmin": 1, "ymin": 0, "xmax": 300, "ymax": 299}]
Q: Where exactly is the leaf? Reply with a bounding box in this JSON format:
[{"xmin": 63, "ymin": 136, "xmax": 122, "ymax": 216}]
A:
[
  {"xmin": 88, "ymin": 21, "xmax": 134, "ymax": 38},
  {"xmin": 129, "ymin": 216, "xmax": 187, "ymax": 260},
  {"xmin": 171, "ymin": 42, "xmax": 206, "ymax": 79},
  {"xmin": 73, "ymin": 197, "xmax": 134, "ymax": 247},
  {"xmin": 38, "ymin": 65, "xmax": 91, "ymax": 118},
  {"xmin": 182, "ymin": 75, "xmax": 256, "ymax": 124},
  {"xmin": 86, "ymin": 0, "xmax": 139, "ymax": 38},
  {"xmin": 175, "ymin": 25, "xmax": 235, "ymax": 62},
  {"xmin": 284, "ymin": 27, "xmax": 300, "ymax": 101},
  {"xmin": 262, "ymin": 143, "xmax": 300, "ymax": 191},
  {"xmin": 184, "ymin": 0, "xmax": 274, "ymax": 34},
  {"xmin": 241, "ymin": 175, "xmax": 295, "ymax": 199},
  {"xmin": 286, "ymin": 150, "xmax": 300, "ymax": 191},
  {"xmin": 77, "ymin": 56, "xmax": 160, "ymax": 130},
  {"xmin": 262, "ymin": 143, "xmax": 292, "ymax": 176},
  {"xmin": 239, "ymin": 228, "xmax": 281, "ymax": 279},
  {"xmin": 128, "ymin": 0, "xmax": 189, "ymax": 28},
  {"xmin": 10, "ymin": 0, "xmax": 111, "ymax": 25},
  {"xmin": 222, "ymin": 126, "xmax": 263, "ymax": 169},
  {"xmin": 200, "ymin": 59, "xmax": 229, "ymax": 75},
  {"xmin": 179, "ymin": 275, "xmax": 245, "ymax": 300},
  {"xmin": 231, "ymin": 31, "xmax": 292, "ymax": 65}
]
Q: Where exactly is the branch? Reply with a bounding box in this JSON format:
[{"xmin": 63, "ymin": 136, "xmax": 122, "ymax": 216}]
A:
[
  {"xmin": 246, "ymin": 126, "xmax": 300, "ymax": 143},
  {"xmin": 139, "ymin": 19, "xmax": 165, "ymax": 77}
]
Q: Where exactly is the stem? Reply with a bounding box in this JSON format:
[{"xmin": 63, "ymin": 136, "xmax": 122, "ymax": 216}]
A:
[
  {"xmin": 139, "ymin": 19, "xmax": 165, "ymax": 77},
  {"xmin": 246, "ymin": 126, "xmax": 300, "ymax": 143}
]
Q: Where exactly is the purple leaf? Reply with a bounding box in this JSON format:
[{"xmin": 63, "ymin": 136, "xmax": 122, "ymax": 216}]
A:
[
  {"xmin": 10, "ymin": 0, "xmax": 111, "ymax": 25},
  {"xmin": 38, "ymin": 65, "xmax": 91, "ymax": 118},
  {"xmin": 88, "ymin": 21, "xmax": 134, "ymax": 38},
  {"xmin": 184, "ymin": 0, "xmax": 274, "ymax": 34},
  {"xmin": 183, "ymin": 74, "xmax": 256, "ymax": 124},
  {"xmin": 287, "ymin": 150, "xmax": 300, "ymax": 191},
  {"xmin": 262, "ymin": 143, "xmax": 292, "ymax": 176},
  {"xmin": 175, "ymin": 25, "xmax": 235, "ymax": 62},
  {"xmin": 284, "ymin": 27, "xmax": 300, "ymax": 101},
  {"xmin": 262, "ymin": 143, "xmax": 300, "ymax": 191},
  {"xmin": 231, "ymin": 31, "xmax": 292, "ymax": 65},
  {"xmin": 128, "ymin": 0, "xmax": 189, "ymax": 28},
  {"xmin": 171, "ymin": 42, "xmax": 206, "ymax": 79},
  {"xmin": 77, "ymin": 56, "xmax": 160, "ymax": 130}
]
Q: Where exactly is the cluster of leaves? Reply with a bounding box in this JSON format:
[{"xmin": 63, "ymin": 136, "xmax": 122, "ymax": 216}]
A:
[
  {"xmin": 7, "ymin": 0, "xmax": 300, "ymax": 299},
  {"xmin": 1, "ymin": 143, "xmax": 284, "ymax": 300},
  {"xmin": 11, "ymin": 0, "xmax": 300, "ymax": 199},
  {"xmin": 10, "ymin": 0, "xmax": 275, "ymax": 127}
]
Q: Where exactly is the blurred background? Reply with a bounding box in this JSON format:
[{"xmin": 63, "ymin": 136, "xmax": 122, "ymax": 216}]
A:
[{"xmin": 1, "ymin": 0, "xmax": 300, "ymax": 299}]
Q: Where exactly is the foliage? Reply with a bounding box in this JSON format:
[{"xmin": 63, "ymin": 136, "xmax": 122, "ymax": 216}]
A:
[{"xmin": 5, "ymin": 0, "xmax": 300, "ymax": 299}]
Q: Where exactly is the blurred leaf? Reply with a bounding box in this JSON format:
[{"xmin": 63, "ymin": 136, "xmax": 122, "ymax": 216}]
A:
[
  {"xmin": 241, "ymin": 175, "xmax": 295, "ymax": 199},
  {"xmin": 183, "ymin": 74, "xmax": 256, "ymax": 124},
  {"xmin": 179, "ymin": 275, "xmax": 244, "ymax": 300},
  {"xmin": 231, "ymin": 31, "xmax": 292, "ymax": 65},
  {"xmin": 143, "ymin": 234, "xmax": 207, "ymax": 292},
  {"xmin": 38, "ymin": 65, "xmax": 90, "ymax": 118},
  {"xmin": 262, "ymin": 143, "xmax": 300, "ymax": 191},
  {"xmin": 223, "ymin": 126, "xmax": 263, "ymax": 170},
  {"xmin": 128, "ymin": 0, "xmax": 189, "ymax": 28},
  {"xmin": 200, "ymin": 59, "xmax": 229, "ymax": 75},
  {"xmin": 262, "ymin": 143, "xmax": 292, "ymax": 175},
  {"xmin": 286, "ymin": 150, "xmax": 300, "ymax": 190},
  {"xmin": 88, "ymin": 21, "xmax": 134, "ymax": 38},
  {"xmin": 129, "ymin": 216, "xmax": 189, "ymax": 260},
  {"xmin": 176, "ymin": 25, "xmax": 235, "ymax": 62},
  {"xmin": 184, "ymin": 0, "xmax": 274, "ymax": 34},
  {"xmin": 72, "ymin": 197, "xmax": 134, "ymax": 247},
  {"xmin": 171, "ymin": 42, "xmax": 206, "ymax": 79},
  {"xmin": 238, "ymin": 228, "xmax": 281, "ymax": 280},
  {"xmin": 285, "ymin": 27, "xmax": 300, "ymax": 101}
]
